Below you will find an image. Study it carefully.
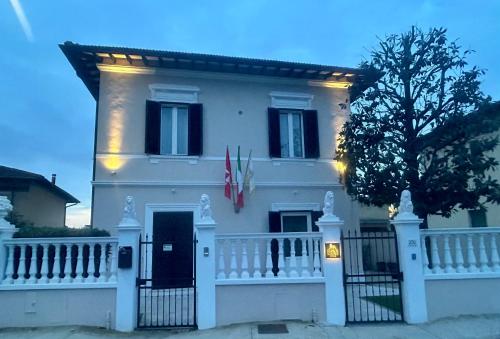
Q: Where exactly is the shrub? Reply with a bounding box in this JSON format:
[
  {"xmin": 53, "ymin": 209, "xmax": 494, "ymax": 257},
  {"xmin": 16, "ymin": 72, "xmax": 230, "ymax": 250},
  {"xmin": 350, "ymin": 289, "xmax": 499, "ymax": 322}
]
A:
[{"xmin": 13, "ymin": 226, "xmax": 110, "ymax": 238}]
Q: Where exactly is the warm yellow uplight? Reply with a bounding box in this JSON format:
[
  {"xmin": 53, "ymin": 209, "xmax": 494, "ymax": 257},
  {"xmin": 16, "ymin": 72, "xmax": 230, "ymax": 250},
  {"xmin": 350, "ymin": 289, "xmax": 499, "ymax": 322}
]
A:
[
  {"xmin": 335, "ymin": 161, "xmax": 347, "ymax": 174},
  {"xmin": 101, "ymin": 155, "xmax": 126, "ymax": 171}
]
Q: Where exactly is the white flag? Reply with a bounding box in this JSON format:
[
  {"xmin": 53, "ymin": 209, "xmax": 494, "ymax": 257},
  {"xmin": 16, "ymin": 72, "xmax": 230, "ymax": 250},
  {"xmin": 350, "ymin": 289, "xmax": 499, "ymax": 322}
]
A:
[{"xmin": 244, "ymin": 150, "xmax": 255, "ymax": 194}]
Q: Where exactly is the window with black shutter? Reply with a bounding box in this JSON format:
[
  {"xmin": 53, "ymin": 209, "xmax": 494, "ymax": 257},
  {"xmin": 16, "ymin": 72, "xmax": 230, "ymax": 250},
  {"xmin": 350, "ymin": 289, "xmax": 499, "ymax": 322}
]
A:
[
  {"xmin": 267, "ymin": 108, "xmax": 319, "ymax": 159},
  {"xmin": 268, "ymin": 210, "xmax": 320, "ymax": 275},
  {"xmin": 145, "ymin": 101, "xmax": 203, "ymax": 156}
]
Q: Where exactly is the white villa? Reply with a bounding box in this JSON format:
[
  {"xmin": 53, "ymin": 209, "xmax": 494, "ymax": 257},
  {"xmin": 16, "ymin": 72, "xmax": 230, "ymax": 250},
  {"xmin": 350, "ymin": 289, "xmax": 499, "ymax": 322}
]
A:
[{"xmin": 0, "ymin": 42, "xmax": 498, "ymax": 332}]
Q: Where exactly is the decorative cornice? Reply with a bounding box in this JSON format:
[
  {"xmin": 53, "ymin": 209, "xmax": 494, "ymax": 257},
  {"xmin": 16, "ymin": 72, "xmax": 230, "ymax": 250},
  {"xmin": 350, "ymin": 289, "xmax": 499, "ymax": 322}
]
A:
[{"xmin": 97, "ymin": 63, "xmax": 351, "ymax": 89}]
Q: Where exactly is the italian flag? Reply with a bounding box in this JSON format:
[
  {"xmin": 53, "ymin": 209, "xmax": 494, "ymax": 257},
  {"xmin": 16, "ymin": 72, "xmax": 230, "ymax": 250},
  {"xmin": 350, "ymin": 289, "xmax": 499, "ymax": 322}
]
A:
[{"xmin": 235, "ymin": 146, "xmax": 244, "ymax": 208}]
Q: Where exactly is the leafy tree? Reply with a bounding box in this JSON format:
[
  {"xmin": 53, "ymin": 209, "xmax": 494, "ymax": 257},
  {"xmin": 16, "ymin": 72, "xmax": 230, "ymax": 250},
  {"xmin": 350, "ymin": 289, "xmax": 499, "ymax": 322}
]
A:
[{"xmin": 336, "ymin": 27, "xmax": 500, "ymax": 225}]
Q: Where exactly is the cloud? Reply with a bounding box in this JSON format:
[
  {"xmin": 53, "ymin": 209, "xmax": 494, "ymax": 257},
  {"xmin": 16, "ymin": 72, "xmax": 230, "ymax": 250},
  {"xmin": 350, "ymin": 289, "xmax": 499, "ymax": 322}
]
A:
[
  {"xmin": 9, "ymin": 0, "xmax": 33, "ymax": 42},
  {"xmin": 66, "ymin": 204, "xmax": 91, "ymax": 228}
]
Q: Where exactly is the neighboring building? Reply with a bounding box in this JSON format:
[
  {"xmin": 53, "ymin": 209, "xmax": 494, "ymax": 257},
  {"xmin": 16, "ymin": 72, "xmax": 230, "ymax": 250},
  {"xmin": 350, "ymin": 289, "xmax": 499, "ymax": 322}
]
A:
[
  {"xmin": 60, "ymin": 42, "xmax": 371, "ymax": 238},
  {"xmin": 0, "ymin": 165, "xmax": 79, "ymax": 227}
]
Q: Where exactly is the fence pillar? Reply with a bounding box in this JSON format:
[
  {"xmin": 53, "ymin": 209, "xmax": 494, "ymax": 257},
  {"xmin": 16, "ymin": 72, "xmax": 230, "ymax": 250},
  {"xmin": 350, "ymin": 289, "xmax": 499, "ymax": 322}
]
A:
[
  {"xmin": 0, "ymin": 196, "xmax": 16, "ymax": 281},
  {"xmin": 115, "ymin": 196, "xmax": 142, "ymax": 332},
  {"xmin": 194, "ymin": 194, "xmax": 217, "ymax": 330},
  {"xmin": 391, "ymin": 190, "xmax": 428, "ymax": 324},
  {"xmin": 316, "ymin": 191, "xmax": 345, "ymax": 326}
]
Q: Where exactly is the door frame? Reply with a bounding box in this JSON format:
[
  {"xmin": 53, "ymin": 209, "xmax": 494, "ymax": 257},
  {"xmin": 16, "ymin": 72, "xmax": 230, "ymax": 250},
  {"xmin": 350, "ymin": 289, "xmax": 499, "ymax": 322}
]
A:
[{"xmin": 144, "ymin": 203, "xmax": 200, "ymax": 283}]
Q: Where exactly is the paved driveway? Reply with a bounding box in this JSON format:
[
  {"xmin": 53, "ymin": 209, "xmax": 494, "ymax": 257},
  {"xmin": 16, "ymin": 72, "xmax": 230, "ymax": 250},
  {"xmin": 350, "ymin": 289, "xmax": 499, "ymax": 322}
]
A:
[{"xmin": 1, "ymin": 314, "xmax": 499, "ymax": 339}]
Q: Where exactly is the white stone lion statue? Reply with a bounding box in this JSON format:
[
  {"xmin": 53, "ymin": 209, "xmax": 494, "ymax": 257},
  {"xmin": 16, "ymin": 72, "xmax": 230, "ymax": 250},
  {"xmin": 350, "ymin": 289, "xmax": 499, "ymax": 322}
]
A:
[
  {"xmin": 200, "ymin": 194, "xmax": 212, "ymax": 220},
  {"xmin": 123, "ymin": 195, "xmax": 136, "ymax": 220},
  {"xmin": 323, "ymin": 191, "xmax": 334, "ymax": 216},
  {"xmin": 0, "ymin": 196, "xmax": 13, "ymax": 219}
]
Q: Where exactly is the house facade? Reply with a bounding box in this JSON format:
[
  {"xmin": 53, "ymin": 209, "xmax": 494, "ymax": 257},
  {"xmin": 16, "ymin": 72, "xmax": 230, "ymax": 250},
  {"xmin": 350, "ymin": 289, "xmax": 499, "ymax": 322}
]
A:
[
  {"xmin": 0, "ymin": 165, "xmax": 79, "ymax": 227},
  {"xmin": 61, "ymin": 42, "xmax": 367, "ymax": 237}
]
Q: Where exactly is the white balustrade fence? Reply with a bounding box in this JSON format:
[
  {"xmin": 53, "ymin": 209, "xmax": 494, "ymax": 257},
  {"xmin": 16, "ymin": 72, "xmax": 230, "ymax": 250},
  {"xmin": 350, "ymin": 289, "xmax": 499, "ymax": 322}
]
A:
[
  {"xmin": 1, "ymin": 237, "xmax": 118, "ymax": 288},
  {"xmin": 421, "ymin": 228, "xmax": 500, "ymax": 278},
  {"xmin": 215, "ymin": 232, "xmax": 323, "ymax": 283}
]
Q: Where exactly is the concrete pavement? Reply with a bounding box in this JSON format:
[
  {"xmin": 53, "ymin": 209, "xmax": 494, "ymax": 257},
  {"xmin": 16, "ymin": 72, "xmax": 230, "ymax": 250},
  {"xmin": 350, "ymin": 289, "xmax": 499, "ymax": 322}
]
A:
[{"xmin": 1, "ymin": 314, "xmax": 499, "ymax": 339}]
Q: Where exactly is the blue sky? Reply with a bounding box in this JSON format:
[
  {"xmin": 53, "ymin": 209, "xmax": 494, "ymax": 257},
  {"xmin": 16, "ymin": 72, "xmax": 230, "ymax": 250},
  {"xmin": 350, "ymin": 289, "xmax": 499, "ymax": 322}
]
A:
[{"xmin": 1, "ymin": 0, "xmax": 499, "ymax": 227}]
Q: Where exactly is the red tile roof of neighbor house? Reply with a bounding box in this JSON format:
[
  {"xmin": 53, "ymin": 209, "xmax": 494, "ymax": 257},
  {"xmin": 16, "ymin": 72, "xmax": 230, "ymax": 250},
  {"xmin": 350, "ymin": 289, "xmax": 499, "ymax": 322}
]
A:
[
  {"xmin": 59, "ymin": 41, "xmax": 375, "ymax": 100},
  {"xmin": 0, "ymin": 165, "xmax": 79, "ymax": 204}
]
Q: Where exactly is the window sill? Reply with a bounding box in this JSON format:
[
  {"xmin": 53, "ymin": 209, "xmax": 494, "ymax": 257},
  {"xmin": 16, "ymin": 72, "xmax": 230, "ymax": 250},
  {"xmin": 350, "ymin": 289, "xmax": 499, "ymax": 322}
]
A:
[
  {"xmin": 148, "ymin": 155, "xmax": 200, "ymax": 164},
  {"xmin": 271, "ymin": 158, "xmax": 317, "ymax": 166}
]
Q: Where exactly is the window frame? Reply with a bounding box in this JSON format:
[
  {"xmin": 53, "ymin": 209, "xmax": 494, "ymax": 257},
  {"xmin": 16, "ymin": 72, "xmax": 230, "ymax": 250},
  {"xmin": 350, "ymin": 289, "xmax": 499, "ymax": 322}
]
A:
[
  {"xmin": 160, "ymin": 103, "xmax": 189, "ymax": 156},
  {"xmin": 280, "ymin": 211, "xmax": 312, "ymax": 233},
  {"xmin": 279, "ymin": 109, "xmax": 305, "ymax": 159}
]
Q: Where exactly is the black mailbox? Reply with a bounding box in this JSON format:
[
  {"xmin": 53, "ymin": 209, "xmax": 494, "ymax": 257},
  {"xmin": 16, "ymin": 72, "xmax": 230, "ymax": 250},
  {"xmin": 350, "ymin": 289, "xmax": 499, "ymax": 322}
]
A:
[{"xmin": 118, "ymin": 246, "xmax": 133, "ymax": 269}]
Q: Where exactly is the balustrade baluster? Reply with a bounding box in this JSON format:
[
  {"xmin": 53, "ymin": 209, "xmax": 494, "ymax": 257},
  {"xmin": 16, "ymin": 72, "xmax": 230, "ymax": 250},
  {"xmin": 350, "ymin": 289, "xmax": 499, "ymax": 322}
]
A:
[
  {"xmin": 443, "ymin": 235, "xmax": 453, "ymax": 273},
  {"xmin": 97, "ymin": 243, "xmax": 107, "ymax": 282},
  {"xmin": 40, "ymin": 244, "xmax": 49, "ymax": 283},
  {"xmin": 490, "ymin": 233, "xmax": 499, "ymax": 272},
  {"xmin": 75, "ymin": 243, "xmax": 84, "ymax": 283},
  {"xmin": 27, "ymin": 245, "xmax": 38, "ymax": 283},
  {"xmin": 301, "ymin": 238, "xmax": 310, "ymax": 277},
  {"xmin": 109, "ymin": 243, "xmax": 117, "ymax": 282},
  {"xmin": 229, "ymin": 240, "xmax": 238, "ymax": 279},
  {"xmin": 252, "ymin": 240, "xmax": 261, "ymax": 278},
  {"xmin": 62, "ymin": 243, "xmax": 73, "ymax": 283},
  {"xmin": 15, "ymin": 245, "xmax": 26, "ymax": 284},
  {"xmin": 3, "ymin": 244, "xmax": 15, "ymax": 284},
  {"xmin": 466, "ymin": 234, "xmax": 478, "ymax": 273},
  {"xmin": 52, "ymin": 244, "xmax": 61, "ymax": 283},
  {"xmin": 88, "ymin": 244, "xmax": 96, "ymax": 282},
  {"xmin": 478, "ymin": 234, "xmax": 490, "ymax": 272},
  {"xmin": 313, "ymin": 239, "xmax": 321, "ymax": 277},
  {"xmin": 217, "ymin": 240, "xmax": 226, "ymax": 280},
  {"xmin": 277, "ymin": 239, "xmax": 286, "ymax": 277},
  {"xmin": 421, "ymin": 236, "xmax": 431, "ymax": 274},
  {"xmin": 454, "ymin": 235, "xmax": 466, "ymax": 273},
  {"xmin": 430, "ymin": 235, "xmax": 443, "ymax": 274},
  {"xmin": 240, "ymin": 240, "xmax": 250, "ymax": 279},
  {"xmin": 288, "ymin": 238, "xmax": 298, "ymax": 278},
  {"xmin": 265, "ymin": 239, "xmax": 274, "ymax": 278}
]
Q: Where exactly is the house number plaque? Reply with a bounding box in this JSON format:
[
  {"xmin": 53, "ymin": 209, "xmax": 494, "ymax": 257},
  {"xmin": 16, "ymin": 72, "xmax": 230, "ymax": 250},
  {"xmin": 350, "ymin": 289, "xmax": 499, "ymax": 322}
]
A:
[{"xmin": 163, "ymin": 244, "xmax": 173, "ymax": 252}]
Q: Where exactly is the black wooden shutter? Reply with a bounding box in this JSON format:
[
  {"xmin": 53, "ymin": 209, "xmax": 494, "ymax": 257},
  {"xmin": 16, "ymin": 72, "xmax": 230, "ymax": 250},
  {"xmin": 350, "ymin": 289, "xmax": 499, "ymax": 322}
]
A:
[
  {"xmin": 145, "ymin": 100, "xmax": 161, "ymax": 154},
  {"xmin": 303, "ymin": 110, "xmax": 320, "ymax": 158},
  {"xmin": 268, "ymin": 211, "xmax": 281, "ymax": 276},
  {"xmin": 268, "ymin": 108, "xmax": 281, "ymax": 158},
  {"xmin": 188, "ymin": 104, "xmax": 203, "ymax": 156},
  {"xmin": 311, "ymin": 211, "xmax": 322, "ymax": 232}
]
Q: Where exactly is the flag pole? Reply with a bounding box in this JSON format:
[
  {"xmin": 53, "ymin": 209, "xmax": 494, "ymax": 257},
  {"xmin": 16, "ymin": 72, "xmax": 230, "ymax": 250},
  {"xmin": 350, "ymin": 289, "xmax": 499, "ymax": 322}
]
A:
[{"xmin": 232, "ymin": 147, "xmax": 239, "ymax": 213}]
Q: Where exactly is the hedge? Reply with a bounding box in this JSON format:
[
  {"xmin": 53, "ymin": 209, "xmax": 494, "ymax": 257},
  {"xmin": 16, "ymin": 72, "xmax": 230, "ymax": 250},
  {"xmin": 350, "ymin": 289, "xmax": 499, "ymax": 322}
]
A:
[{"xmin": 13, "ymin": 226, "xmax": 110, "ymax": 238}]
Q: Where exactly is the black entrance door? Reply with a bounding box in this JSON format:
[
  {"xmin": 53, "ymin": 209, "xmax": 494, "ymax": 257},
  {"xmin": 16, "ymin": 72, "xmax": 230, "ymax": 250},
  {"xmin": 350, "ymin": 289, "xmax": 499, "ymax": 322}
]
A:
[
  {"xmin": 137, "ymin": 211, "xmax": 196, "ymax": 329},
  {"xmin": 152, "ymin": 212, "xmax": 194, "ymax": 288}
]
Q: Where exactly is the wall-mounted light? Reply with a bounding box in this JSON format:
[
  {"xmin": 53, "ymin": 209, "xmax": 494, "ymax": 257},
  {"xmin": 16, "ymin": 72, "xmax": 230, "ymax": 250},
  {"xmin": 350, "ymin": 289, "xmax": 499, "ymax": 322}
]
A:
[{"xmin": 324, "ymin": 242, "xmax": 341, "ymax": 259}]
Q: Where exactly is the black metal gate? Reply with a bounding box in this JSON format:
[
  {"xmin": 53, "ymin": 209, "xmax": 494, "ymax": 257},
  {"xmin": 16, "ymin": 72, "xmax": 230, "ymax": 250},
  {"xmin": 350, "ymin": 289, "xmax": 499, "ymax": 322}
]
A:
[
  {"xmin": 342, "ymin": 229, "xmax": 404, "ymax": 323},
  {"xmin": 136, "ymin": 233, "xmax": 197, "ymax": 329}
]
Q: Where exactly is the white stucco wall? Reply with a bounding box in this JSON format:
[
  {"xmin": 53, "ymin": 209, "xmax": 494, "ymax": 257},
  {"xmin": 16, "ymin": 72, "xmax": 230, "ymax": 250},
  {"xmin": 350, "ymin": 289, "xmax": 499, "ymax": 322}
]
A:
[
  {"xmin": 216, "ymin": 283, "xmax": 325, "ymax": 326},
  {"xmin": 425, "ymin": 278, "xmax": 500, "ymax": 321},
  {"xmin": 0, "ymin": 288, "xmax": 116, "ymax": 328},
  {"xmin": 92, "ymin": 68, "xmax": 358, "ymax": 233}
]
